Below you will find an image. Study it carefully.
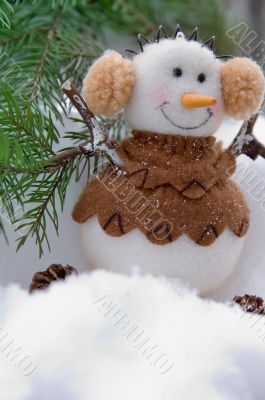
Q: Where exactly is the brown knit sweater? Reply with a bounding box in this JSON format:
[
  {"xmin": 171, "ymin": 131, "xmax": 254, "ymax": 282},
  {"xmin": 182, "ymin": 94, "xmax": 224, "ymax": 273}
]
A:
[{"xmin": 72, "ymin": 131, "xmax": 249, "ymax": 246}]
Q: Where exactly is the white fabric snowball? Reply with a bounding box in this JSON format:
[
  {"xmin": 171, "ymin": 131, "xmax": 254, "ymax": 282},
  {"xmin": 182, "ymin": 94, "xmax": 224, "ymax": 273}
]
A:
[
  {"xmin": 81, "ymin": 220, "xmax": 245, "ymax": 295},
  {"xmin": 0, "ymin": 271, "xmax": 265, "ymax": 399},
  {"xmin": 212, "ymin": 116, "xmax": 265, "ymax": 301},
  {"xmin": 125, "ymin": 37, "xmax": 224, "ymax": 137}
]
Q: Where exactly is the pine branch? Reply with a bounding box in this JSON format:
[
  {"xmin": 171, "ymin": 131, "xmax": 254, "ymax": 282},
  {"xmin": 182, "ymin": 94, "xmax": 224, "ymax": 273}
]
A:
[
  {"xmin": 16, "ymin": 166, "xmax": 68, "ymax": 257},
  {"xmin": 28, "ymin": 8, "xmax": 62, "ymax": 104},
  {"xmin": 0, "ymin": 217, "xmax": 8, "ymax": 243},
  {"xmin": 0, "ymin": 0, "xmax": 14, "ymax": 30},
  {"xmin": 5, "ymin": 109, "xmax": 55, "ymax": 155},
  {"xmin": 7, "ymin": 82, "xmax": 123, "ymax": 256},
  {"xmin": 0, "ymin": 85, "xmax": 57, "ymax": 160},
  {"xmin": 115, "ymin": 0, "xmax": 156, "ymax": 32},
  {"xmin": 0, "ymin": 2, "xmax": 103, "ymax": 126},
  {"xmin": 0, "ymin": 162, "xmax": 62, "ymax": 175},
  {"xmin": 0, "ymin": 27, "xmax": 50, "ymax": 46}
]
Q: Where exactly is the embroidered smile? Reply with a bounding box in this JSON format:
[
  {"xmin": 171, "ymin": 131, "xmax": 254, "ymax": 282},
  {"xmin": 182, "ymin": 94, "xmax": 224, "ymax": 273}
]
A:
[{"xmin": 158, "ymin": 101, "xmax": 213, "ymax": 130}]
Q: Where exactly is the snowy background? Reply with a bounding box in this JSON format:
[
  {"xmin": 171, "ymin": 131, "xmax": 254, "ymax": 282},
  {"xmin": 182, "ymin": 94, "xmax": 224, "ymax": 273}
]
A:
[{"xmin": 1, "ymin": 116, "xmax": 265, "ymax": 399}]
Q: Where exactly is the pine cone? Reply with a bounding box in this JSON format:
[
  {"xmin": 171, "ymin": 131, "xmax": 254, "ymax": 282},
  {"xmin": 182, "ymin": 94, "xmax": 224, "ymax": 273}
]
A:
[
  {"xmin": 233, "ymin": 294, "xmax": 265, "ymax": 314},
  {"xmin": 29, "ymin": 264, "xmax": 78, "ymax": 294}
]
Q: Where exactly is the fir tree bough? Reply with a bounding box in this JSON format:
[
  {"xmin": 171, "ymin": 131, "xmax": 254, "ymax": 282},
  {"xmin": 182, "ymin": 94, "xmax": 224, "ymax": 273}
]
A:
[{"xmin": 0, "ymin": 0, "xmax": 234, "ymax": 256}]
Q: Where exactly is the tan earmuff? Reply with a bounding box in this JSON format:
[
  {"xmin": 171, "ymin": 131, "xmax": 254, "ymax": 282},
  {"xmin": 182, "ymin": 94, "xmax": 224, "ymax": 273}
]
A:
[
  {"xmin": 221, "ymin": 57, "xmax": 265, "ymax": 120},
  {"xmin": 82, "ymin": 50, "xmax": 135, "ymax": 116}
]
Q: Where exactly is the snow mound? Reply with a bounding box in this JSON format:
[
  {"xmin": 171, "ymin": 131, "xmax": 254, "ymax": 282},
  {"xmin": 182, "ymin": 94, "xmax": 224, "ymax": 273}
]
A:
[{"xmin": 0, "ymin": 271, "xmax": 265, "ymax": 400}]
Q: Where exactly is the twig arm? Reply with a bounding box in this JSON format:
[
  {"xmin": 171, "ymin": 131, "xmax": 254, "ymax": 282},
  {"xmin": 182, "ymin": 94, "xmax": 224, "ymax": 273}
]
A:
[
  {"xmin": 61, "ymin": 80, "xmax": 123, "ymax": 167},
  {"xmin": 61, "ymin": 80, "xmax": 96, "ymax": 149},
  {"xmin": 43, "ymin": 80, "xmax": 123, "ymax": 170},
  {"xmin": 229, "ymin": 100, "xmax": 265, "ymax": 160}
]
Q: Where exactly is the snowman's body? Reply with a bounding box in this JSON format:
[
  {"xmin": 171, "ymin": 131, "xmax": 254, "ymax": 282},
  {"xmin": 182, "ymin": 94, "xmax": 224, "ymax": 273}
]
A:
[
  {"xmin": 73, "ymin": 28, "xmax": 265, "ymax": 294},
  {"xmin": 81, "ymin": 219, "xmax": 245, "ymax": 294},
  {"xmin": 74, "ymin": 129, "xmax": 249, "ymax": 295}
]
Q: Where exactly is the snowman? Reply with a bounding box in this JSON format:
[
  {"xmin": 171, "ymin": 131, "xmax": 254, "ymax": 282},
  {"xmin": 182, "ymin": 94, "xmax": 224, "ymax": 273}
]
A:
[{"xmin": 72, "ymin": 27, "xmax": 265, "ymax": 295}]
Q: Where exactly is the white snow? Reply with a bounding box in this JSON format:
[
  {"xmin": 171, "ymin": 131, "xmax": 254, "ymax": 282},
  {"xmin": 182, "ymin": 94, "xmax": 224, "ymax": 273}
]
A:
[
  {"xmin": 0, "ymin": 271, "xmax": 265, "ymax": 399},
  {"xmin": 62, "ymin": 80, "xmax": 71, "ymax": 91}
]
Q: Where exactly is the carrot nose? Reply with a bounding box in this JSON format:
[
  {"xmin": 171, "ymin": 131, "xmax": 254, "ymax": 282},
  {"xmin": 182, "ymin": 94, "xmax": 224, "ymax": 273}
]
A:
[{"xmin": 182, "ymin": 93, "xmax": 217, "ymax": 109}]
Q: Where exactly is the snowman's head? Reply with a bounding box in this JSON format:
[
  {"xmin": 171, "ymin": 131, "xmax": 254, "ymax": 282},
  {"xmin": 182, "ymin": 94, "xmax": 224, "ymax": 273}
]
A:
[{"xmin": 83, "ymin": 26, "xmax": 265, "ymax": 137}]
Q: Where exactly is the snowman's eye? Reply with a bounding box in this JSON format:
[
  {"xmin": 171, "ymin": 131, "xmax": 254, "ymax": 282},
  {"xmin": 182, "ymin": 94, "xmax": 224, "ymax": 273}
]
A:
[
  {"xmin": 173, "ymin": 68, "xmax": 182, "ymax": 78},
  {"xmin": 198, "ymin": 73, "xmax": 206, "ymax": 83}
]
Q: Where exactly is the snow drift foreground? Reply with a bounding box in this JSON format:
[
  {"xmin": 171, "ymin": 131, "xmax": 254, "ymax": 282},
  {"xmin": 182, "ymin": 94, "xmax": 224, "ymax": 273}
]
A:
[{"xmin": 0, "ymin": 271, "xmax": 265, "ymax": 400}]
